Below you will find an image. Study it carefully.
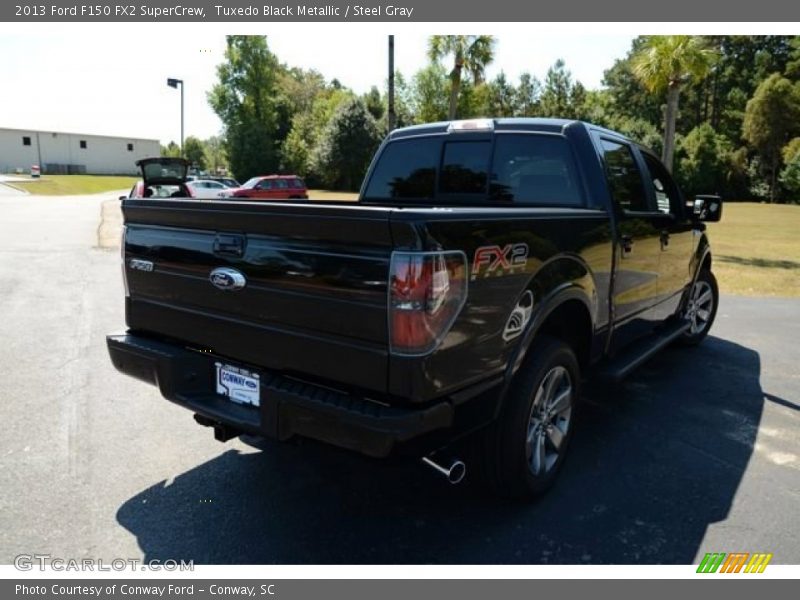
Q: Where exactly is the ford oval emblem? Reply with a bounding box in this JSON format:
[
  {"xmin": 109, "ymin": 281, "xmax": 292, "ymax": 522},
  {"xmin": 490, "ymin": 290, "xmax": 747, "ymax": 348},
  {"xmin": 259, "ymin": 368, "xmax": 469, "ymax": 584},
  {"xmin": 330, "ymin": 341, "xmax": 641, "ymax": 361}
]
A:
[{"xmin": 209, "ymin": 267, "xmax": 246, "ymax": 291}]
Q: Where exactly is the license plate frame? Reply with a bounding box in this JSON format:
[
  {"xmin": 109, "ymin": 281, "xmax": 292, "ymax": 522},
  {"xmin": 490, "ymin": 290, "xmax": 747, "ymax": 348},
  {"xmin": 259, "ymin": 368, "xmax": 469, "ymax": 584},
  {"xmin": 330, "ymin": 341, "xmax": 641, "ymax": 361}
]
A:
[{"xmin": 214, "ymin": 361, "xmax": 261, "ymax": 407}]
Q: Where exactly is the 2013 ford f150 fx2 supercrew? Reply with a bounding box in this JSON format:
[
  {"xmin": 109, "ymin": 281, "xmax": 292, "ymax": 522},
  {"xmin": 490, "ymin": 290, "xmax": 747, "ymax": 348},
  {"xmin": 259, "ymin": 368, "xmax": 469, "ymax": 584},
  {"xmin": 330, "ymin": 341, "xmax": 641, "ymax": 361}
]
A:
[{"xmin": 107, "ymin": 118, "xmax": 723, "ymax": 499}]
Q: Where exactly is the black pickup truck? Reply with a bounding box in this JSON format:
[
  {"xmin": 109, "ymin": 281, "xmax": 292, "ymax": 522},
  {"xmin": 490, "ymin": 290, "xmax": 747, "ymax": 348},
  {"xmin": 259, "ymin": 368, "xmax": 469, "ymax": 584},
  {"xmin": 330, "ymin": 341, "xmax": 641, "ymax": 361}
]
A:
[{"xmin": 107, "ymin": 118, "xmax": 722, "ymax": 498}]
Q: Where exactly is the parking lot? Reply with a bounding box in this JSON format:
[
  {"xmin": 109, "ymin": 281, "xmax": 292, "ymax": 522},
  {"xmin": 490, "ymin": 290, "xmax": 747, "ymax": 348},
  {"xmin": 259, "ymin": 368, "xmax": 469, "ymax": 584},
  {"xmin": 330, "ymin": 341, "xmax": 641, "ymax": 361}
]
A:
[{"xmin": 0, "ymin": 192, "xmax": 798, "ymax": 564}]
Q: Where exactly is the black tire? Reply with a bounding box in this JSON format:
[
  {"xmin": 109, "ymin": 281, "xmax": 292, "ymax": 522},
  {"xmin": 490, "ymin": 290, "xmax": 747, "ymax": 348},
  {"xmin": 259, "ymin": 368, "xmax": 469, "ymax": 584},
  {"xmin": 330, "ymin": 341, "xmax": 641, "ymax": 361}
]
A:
[
  {"xmin": 679, "ymin": 269, "xmax": 719, "ymax": 346},
  {"xmin": 476, "ymin": 335, "xmax": 581, "ymax": 500}
]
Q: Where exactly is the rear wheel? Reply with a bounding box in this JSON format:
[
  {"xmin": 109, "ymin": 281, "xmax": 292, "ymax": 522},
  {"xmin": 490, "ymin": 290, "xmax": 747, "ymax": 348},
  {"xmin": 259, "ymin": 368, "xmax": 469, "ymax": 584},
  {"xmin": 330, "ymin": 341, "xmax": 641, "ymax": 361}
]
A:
[
  {"xmin": 477, "ymin": 335, "xmax": 580, "ymax": 500},
  {"xmin": 679, "ymin": 269, "xmax": 718, "ymax": 346}
]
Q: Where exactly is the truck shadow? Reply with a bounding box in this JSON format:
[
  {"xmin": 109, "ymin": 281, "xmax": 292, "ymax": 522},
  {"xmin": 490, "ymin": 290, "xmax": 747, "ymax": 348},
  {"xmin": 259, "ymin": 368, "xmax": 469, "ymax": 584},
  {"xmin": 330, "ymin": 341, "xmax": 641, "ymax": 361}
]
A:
[{"xmin": 116, "ymin": 335, "xmax": 763, "ymax": 564}]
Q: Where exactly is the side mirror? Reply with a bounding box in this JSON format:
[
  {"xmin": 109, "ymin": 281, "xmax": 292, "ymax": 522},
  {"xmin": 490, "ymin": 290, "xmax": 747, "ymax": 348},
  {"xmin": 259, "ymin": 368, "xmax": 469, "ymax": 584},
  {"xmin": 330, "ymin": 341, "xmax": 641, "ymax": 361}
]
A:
[
  {"xmin": 118, "ymin": 195, "xmax": 127, "ymax": 201},
  {"xmin": 689, "ymin": 194, "xmax": 723, "ymax": 222}
]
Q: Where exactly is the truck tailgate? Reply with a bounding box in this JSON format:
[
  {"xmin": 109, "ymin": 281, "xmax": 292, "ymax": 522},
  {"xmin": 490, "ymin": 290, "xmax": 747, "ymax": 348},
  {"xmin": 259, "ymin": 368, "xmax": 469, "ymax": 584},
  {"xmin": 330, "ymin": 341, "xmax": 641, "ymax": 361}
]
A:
[{"xmin": 121, "ymin": 199, "xmax": 393, "ymax": 394}]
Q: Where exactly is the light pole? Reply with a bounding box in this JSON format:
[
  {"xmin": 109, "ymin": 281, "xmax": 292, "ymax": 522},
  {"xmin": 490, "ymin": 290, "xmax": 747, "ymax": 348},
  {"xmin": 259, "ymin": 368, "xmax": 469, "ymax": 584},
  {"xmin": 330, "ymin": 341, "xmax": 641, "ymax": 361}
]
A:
[
  {"xmin": 388, "ymin": 36, "xmax": 396, "ymax": 131},
  {"xmin": 166, "ymin": 78, "xmax": 184, "ymax": 155}
]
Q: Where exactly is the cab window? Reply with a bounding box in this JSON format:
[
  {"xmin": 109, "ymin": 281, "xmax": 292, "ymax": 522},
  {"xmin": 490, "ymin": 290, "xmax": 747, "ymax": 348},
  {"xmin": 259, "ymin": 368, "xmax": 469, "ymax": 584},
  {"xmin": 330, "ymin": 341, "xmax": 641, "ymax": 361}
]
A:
[
  {"xmin": 440, "ymin": 141, "xmax": 491, "ymax": 194},
  {"xmin": 599, "ymin": 139, "xmax": 652, "ymax": 213},
  {"xmin": 363, "ymin": 138, "xmax": 440, "ymax": 200},
  {"xmin": 642, "ymin": 153, "xmax": 682, "ymax": 217}
]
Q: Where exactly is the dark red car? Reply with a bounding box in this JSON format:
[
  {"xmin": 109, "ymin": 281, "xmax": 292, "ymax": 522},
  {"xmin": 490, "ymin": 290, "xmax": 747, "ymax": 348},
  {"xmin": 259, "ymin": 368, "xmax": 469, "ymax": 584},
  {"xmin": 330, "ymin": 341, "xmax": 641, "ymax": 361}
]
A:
[{"xmin": 223, "ymin": 175, "xmax": 308, "ymax": 200}]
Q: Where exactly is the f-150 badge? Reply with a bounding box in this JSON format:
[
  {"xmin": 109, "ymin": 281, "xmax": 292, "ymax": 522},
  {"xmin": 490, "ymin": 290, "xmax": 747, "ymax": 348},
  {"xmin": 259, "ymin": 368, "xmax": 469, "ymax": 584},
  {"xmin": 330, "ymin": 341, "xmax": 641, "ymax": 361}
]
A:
[{"xmin": 472, "ymin": 243, "xmax": 529, "ymax": 280}]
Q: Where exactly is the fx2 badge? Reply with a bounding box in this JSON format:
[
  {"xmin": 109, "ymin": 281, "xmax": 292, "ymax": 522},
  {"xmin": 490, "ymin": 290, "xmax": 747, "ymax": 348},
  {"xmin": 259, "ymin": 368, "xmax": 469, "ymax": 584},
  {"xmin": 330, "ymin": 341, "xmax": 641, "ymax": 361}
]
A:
[{"xmin": 472, "ymin": 243, "xmax": 529, "ymax": 280}]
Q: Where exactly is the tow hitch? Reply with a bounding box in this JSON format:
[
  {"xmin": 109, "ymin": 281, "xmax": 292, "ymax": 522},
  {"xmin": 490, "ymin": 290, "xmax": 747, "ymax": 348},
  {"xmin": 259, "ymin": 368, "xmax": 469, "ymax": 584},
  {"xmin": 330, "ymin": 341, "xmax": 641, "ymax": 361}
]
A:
[{"xmin": 193, "ymin": 413, "xmax": 242, "ymax": 442}]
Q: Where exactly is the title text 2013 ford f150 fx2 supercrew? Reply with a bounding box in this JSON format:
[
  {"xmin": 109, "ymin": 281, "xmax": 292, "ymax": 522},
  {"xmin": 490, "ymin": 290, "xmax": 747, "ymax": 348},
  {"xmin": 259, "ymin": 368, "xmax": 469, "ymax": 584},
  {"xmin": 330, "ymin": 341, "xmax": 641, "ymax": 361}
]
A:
[{"xmin": 107, "ymin": 118, "xmax": 723, "ymax": 499}]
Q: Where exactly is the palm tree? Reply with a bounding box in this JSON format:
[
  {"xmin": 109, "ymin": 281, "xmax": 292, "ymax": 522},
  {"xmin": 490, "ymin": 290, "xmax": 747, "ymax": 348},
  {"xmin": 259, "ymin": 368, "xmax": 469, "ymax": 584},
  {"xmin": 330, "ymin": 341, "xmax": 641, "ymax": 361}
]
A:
[
  {"xmin": 631, "ymin": 36, "xmax": 717, "ymax": 171},
  {"xmin": 428, "ymin": 35, "xmax": 496, "ymax": 120}
]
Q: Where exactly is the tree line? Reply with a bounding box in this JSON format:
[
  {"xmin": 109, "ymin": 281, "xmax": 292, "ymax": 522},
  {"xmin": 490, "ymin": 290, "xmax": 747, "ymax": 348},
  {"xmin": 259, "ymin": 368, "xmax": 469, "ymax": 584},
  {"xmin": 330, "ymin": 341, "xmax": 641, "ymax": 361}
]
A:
[{"xmin": 164, "ymin": 35, "xmax": 800, "ymax": 201}]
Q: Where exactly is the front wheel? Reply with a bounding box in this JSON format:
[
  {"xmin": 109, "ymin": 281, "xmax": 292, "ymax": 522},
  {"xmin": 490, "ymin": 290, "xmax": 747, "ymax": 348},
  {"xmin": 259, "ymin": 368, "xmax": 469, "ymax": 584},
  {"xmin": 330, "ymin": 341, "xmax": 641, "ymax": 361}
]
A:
[
  {"xmin": 679, "ymin": 269, "xmax": 719, "ymax": 346},
  {"xmin": 476, "ymin": 335, "xmax": 580, "ymax": 500}
]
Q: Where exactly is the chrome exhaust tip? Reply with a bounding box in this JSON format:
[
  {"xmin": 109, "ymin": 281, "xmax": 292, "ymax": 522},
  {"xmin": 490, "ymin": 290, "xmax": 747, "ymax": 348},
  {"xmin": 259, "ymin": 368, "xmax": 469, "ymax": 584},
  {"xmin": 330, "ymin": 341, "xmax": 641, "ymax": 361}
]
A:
[{"xmin": 422, "ymin": 456, "xmax": 466, "ymax": 485}]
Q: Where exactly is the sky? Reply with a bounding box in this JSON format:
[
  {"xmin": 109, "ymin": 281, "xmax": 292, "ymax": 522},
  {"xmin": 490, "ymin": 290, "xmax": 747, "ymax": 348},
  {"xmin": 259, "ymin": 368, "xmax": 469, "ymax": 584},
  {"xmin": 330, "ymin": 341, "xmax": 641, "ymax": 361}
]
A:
[{"xmin": 0, "ymin": 31, "xmax": 634, "ymax": 145}]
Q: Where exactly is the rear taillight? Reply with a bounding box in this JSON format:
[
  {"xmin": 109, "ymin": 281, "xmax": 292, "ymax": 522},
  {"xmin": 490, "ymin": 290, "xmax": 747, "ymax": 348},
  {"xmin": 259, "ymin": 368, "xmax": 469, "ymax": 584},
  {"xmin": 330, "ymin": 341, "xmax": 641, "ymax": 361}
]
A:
[
  {"xmin": 121, "ymin": 225, "xmax": 129, "ymax": 297},
  {"xmin": 389, "ymin": 251, "xmax": 468, "ymax": 355}
]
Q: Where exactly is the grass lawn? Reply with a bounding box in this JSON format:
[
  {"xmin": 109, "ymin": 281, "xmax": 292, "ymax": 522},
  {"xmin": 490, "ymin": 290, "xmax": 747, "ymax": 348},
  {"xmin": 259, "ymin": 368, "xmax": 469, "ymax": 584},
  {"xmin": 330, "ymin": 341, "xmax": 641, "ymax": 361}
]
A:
[
  {"xmin": 707, "ymin": 202, "xmax": 800, "ymax": 297},
  {"xmin": 11, "ymin": 175, "xmax": 138, "ymax": 195}
]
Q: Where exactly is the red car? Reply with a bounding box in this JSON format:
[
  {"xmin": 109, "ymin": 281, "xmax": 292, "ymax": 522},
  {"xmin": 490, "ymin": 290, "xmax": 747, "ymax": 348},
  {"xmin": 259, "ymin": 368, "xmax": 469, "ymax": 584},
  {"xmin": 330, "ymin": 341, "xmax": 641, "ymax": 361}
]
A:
[
  {"xmin": 125, "ymin": 180, "xmax": 195, "ymax": 199},
  {"xmin": 224, "ymin": 175, "xmax": 308, "ymax": 200}
]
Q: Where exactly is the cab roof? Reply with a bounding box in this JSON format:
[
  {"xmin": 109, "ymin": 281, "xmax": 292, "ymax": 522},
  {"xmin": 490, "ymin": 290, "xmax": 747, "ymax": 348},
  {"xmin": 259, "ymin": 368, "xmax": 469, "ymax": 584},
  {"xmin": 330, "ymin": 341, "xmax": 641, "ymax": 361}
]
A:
[{"xmin": 387, "ymin": 118, "xmax": 632, "ymax": 144}]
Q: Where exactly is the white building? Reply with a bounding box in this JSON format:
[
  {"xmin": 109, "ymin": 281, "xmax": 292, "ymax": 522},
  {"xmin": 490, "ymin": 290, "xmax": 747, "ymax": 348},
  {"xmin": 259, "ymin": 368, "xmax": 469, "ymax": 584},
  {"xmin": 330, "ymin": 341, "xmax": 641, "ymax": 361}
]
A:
[{"xmin": 0, "ymin": 127, "xmax": 161, "ymax": 175}]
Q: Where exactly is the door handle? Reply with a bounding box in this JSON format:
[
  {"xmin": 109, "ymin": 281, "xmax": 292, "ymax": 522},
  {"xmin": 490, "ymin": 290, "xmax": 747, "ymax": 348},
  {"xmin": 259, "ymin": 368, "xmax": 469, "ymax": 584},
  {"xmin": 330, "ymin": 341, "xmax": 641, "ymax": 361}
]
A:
[
  {"xmin": 621, "ymin": 235, "xmax": 634, "ymax": 255},
  {"xmin": 213, "ymin": 233, "xmax": 246, "ymax": 258}
]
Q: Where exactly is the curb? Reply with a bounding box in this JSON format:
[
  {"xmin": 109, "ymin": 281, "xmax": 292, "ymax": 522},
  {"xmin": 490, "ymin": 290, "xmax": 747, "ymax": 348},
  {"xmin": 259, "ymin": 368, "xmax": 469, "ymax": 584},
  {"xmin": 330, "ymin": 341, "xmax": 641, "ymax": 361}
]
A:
[
  {"xmin": 97, "ymin": 198, "xmax": 123, "ymax": 249},
  {"xmin": 0, "ymin": 181, "xmax": 29, "ymax": 195}
]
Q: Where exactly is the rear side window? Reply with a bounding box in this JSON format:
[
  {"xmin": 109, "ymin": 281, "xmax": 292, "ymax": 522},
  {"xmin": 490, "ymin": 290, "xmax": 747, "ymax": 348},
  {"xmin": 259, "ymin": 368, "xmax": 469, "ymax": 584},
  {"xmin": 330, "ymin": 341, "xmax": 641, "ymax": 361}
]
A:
[
  {"xmin": 292, "ymin": 178, "xmax": 305, "ymax": 188},
  {"xmin": 490, "ymin": 135, "xmax": 583, "ymax": 205},
  {"xmin": 600, "ymin": 140, "xmax": 650, "ymax": 212}
]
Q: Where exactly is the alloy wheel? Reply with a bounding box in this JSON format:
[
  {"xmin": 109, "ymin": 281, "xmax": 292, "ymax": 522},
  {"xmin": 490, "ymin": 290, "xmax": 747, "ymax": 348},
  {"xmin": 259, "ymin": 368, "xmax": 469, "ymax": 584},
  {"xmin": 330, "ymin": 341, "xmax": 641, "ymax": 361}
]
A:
[
  {"xmin": 525, "ymin": 365, "xmax": 573, "ymax": 476},
  {"xmin": 686, "ymin": 280, "xmax": 714, "ymax": 335}
]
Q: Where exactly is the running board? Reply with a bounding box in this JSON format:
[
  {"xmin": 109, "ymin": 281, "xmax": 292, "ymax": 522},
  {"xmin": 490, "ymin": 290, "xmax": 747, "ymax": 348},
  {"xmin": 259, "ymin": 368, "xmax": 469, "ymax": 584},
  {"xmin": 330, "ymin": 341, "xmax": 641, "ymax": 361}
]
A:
[{"xmin": 595, "ymin": 321, "xmax": 691, "ymax": 383}]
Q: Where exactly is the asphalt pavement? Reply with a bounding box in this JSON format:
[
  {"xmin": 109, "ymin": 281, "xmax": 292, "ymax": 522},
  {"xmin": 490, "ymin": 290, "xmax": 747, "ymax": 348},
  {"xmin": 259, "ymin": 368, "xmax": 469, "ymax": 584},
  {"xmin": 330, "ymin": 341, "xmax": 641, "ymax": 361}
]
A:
[
  {"xmin": 0, "ymin": 192, "xmax": 798, "ymax": 565},
  {"xmin": 0, "ymin": 175, "xmax": 29, "ymax": 196}
]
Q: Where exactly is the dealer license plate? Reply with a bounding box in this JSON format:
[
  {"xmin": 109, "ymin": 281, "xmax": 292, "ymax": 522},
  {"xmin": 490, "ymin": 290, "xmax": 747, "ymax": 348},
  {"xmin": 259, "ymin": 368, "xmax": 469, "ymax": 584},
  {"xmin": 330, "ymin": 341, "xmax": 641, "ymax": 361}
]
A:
[{"xmin": 215, "ymin": 362, "xmax": 260, "ymax": 407}]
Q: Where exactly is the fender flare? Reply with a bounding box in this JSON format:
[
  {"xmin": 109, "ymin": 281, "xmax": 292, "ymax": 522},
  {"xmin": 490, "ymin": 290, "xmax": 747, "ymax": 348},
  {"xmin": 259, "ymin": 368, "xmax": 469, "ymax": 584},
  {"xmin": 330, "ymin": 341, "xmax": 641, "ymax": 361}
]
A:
[
  {"xmin": 507, "ymin": 283, "xmax": 595, "ymax": 381},
  {"xmin": 684, "ymin": 234, "xmax": 712, "ymax": 309},
  {"xmin": 694, "ymin": 239, "xmax": 712, "ymax": 278},
  {"xmin": 491, "ymin": 281, "xmax": 595, "ymax": 420}
]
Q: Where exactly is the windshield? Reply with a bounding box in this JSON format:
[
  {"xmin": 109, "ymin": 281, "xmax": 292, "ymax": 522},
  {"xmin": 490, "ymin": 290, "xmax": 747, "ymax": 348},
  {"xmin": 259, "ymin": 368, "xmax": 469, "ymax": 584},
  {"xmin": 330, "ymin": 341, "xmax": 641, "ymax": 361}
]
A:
[{"xmin": 242, "ymin": 177, "xmax": 261, "ymax": 189}]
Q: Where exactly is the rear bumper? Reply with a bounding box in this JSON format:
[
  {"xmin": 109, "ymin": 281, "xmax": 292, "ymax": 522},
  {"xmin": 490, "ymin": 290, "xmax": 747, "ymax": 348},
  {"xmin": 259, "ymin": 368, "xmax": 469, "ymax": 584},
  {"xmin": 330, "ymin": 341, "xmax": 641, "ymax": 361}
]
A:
[{"xmin": 106, "ymin": 333, "xmax": 477, "ymax": 458}]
